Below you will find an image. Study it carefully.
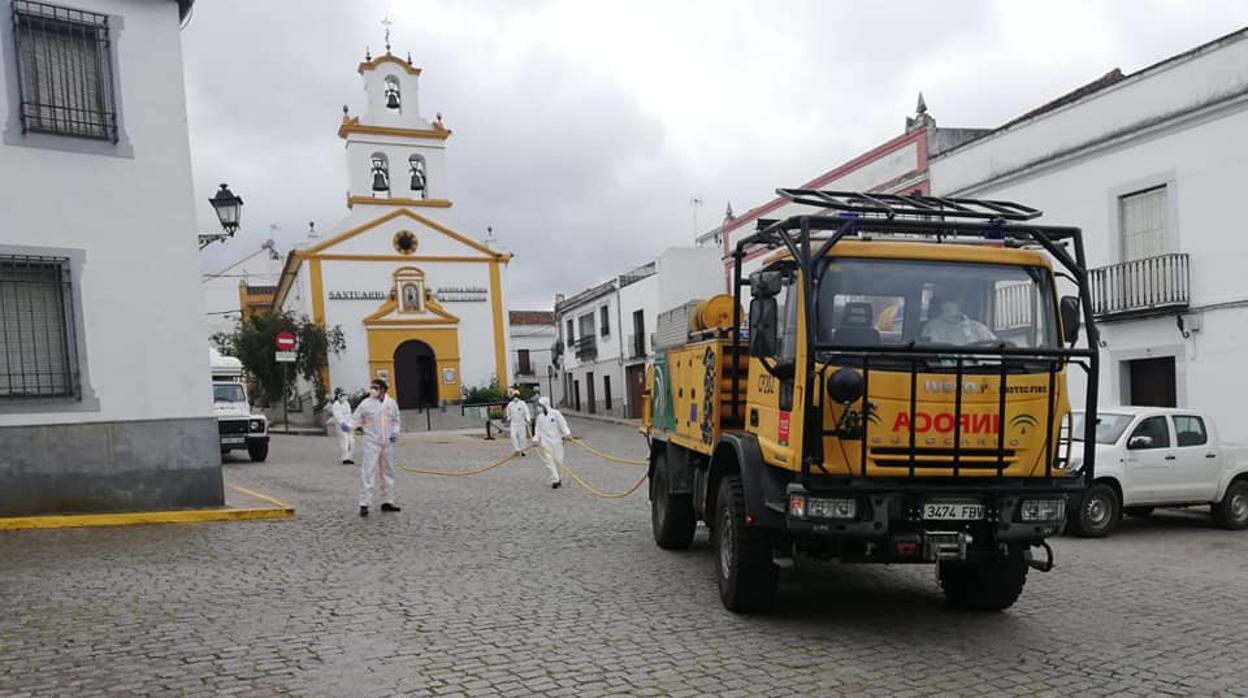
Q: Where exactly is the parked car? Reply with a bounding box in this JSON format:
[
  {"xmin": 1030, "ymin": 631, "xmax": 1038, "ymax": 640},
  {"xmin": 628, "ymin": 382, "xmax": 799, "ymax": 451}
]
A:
[{"xmin": 1064, "ymin": 407, "xmax": 1248, "ymax": 537}]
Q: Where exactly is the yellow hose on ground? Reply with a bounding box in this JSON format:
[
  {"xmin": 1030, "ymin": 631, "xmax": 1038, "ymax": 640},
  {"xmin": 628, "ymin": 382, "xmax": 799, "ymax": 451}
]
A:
[
  {"xmin": 398, "ymin": 450, "xmax": 522, "ymax": 477},
  {"xmin": 395, "ymin": 436, "xmax": 650, "ymax": 499},
  {"xmin": 566, "ymin": 437, "xmax": 648, "ymax": 466}
]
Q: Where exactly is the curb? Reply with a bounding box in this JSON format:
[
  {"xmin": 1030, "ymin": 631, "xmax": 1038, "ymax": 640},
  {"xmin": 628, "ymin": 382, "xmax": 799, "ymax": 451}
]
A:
[{"xmin": 0, "ymin": 484, "xmax": 295, "ymax": 532}]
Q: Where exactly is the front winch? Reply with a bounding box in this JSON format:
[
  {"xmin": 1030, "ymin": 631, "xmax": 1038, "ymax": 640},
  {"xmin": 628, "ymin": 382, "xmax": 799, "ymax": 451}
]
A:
[{"xmin": 924, "ymin": 531, "xmax": 972, "ymax": 562}]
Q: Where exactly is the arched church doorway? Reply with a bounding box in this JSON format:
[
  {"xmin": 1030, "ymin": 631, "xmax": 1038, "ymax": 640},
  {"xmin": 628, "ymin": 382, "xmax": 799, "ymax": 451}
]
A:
[{"xmin": 394, "ymin": 340, "xmax": 437, "ymax": 409}]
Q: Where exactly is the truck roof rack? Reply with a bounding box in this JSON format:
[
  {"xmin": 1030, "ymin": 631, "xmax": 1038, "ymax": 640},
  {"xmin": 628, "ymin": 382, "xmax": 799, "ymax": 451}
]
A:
[{"xmin": 775, "ymin": 189, "xmax": 1042, "ymax": 222}]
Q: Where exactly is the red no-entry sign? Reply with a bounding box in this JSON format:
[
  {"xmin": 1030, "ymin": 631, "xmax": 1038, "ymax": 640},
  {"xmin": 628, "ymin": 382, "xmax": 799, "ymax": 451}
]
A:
[{"xmin": 275, "ymin": 331, "xmax": 297, "ymax": 351}]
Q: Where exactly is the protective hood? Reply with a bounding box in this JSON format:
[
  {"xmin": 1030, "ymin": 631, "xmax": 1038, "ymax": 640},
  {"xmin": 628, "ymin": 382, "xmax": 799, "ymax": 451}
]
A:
[{"xmin": 538, "ymin": 396, "xmax": 552, "ymax": 409}]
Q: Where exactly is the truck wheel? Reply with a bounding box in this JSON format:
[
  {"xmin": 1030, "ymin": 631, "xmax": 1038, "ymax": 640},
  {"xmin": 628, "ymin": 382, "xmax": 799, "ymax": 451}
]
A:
[
  {"xmin": 1211, "ymin": 479, "xmax": 1248, "ymax": 530},
  {"xmin": 1067, "ymin": 482, "xmax": 1119, "ymax": 538},
  {"xmin": 939, "ymin": 545, "xmax": 1028, "ymax": 611},
  {"xmin": 1124, "ymin": 506, "xmax": 1155, "ymax": 519},
  {"xmin": 247, "ymin": 441, "xmax": 269, "ymax": 463},
  {"xmin": 714, "ymin": 475, "xmax": 777, "ymax": 614},
  {"xmin": 650, "ymin": 450, "xmax": 696, "ymax": 550}
]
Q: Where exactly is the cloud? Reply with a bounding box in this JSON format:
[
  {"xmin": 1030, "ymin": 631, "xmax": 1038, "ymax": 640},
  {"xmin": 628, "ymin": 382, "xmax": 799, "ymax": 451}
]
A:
[{"xmin": 183, "ymin": 0, "xmax": 1248, "ymax": 307}]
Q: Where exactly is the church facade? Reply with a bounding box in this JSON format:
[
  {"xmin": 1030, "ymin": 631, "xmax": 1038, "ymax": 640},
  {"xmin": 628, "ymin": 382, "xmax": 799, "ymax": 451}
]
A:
[{"xmin": 272, "ymin": 48, "xmax": 511, "ymax": 408}]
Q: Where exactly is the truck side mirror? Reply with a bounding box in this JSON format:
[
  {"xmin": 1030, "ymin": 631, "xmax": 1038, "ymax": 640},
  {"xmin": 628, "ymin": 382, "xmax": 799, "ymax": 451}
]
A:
[
  {"xmin": 748, "ymin": 297, "xmax": 778, "ymax": 357},
  {"xmin": 1060, "ymin": 296, "xmax": 1081, "ymax": 345},
  {"xmin": 749, "ymin": 270, "xmax": 783, "ymax": 298}
]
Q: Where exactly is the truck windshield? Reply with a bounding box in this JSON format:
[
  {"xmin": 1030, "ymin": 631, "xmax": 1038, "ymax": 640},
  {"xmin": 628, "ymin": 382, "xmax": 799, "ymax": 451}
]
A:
[
  {"xmin": 1070, "ymin": 412, "xmax": 1133, "ymax": 445},
  {"xmin": 816, "ymin": 258, "xmax": 1058, "ymax": 352},
  {"xmin": 213, "ymin": 384, "xmax": 246, "ymax": 403}
]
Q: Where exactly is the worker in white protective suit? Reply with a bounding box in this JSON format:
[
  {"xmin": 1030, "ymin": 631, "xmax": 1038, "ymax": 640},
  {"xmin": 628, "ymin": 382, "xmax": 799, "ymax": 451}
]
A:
[
  {"xmin": 532, "ymin": 396, "xmax": 570, "ymax": 489},
  {"xmin": 352, "ymin": 378, "xmax": 401, "ymax": 516},
  {"xmin": 505, "ymin": 390, "xmax": 532, "ymax": 456},
  {"xmin": 330, "ymin": 389, "xmax": 355, "ymax": 465}
]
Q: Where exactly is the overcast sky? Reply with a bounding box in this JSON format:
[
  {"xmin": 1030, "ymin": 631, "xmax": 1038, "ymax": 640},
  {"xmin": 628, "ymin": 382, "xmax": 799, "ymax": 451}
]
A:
[{"xmin": 185, "ymin": 0, "xmax": 1248, "ymax": 308}]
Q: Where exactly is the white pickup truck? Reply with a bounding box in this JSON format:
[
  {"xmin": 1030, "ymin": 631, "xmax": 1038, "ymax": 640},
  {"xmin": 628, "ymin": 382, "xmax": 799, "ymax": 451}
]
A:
[{"xmin": 1065, "ymin": 406, "xmax": 1248, "ymax": 537}]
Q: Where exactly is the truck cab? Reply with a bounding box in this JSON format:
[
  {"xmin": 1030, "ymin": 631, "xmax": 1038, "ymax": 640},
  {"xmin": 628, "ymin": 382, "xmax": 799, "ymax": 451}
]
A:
[
  {"xmin": 210, "ymin": 348, "xmax": 270, "ymax": 462},
  {"xmin": 643, "ymin": 190, "xmax": 1101, "ymax": 613}
]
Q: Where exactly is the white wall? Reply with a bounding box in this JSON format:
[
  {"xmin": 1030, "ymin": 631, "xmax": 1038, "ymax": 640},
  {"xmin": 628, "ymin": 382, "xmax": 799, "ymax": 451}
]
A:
[
  {"xmin": 0, "ymin": 0, "xmax": 213, "ymax": 427},
  {"xmin": 929, "ymin": 33, "xmax": 1248, "ymax": 438}
]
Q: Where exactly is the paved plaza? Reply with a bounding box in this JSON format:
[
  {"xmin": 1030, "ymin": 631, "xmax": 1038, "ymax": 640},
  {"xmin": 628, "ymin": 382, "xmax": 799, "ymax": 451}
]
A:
[{"xmin": 3, "ymin": 417, "xmax": 1248, "ymax": 697}]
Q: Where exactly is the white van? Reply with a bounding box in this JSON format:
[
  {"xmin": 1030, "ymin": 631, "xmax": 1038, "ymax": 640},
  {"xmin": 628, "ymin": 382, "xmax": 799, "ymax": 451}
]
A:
[{"xmin": 210, "ymin": 348, "xmax": 270, "ymax": 462}]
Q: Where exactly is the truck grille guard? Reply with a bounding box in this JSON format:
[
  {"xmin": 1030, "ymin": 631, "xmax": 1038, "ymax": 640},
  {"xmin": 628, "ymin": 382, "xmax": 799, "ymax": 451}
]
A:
[{"xmin": 808, "ymin": 345, "xmax": 1095, "ymax": 486}]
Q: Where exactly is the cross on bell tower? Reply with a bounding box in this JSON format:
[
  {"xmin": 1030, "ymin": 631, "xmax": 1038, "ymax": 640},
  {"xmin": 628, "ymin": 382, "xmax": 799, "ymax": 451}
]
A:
[{"xmin": 381, "ymin": 15, "xmax": 392, "ymax": 53}]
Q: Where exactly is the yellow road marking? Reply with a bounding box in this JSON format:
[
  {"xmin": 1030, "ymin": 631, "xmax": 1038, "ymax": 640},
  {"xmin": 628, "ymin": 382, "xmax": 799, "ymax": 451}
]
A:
[{"xmin": 229, "ymin": 483, "xmax": 294, "ymax": 510}]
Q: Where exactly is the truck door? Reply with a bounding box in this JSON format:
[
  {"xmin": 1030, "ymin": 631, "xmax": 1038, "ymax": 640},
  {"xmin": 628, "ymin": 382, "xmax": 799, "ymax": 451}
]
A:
[
  {"xmin": 1170, "ymin": 414, "xmax": 1220, "ymax": 501},
  {"xmin": 1123, "ymin": 414, "xmax": 1178, "ymax": 504},
  {"xmin": 746, "ymin": 266, "xmax": 800, "ymax": 470}
]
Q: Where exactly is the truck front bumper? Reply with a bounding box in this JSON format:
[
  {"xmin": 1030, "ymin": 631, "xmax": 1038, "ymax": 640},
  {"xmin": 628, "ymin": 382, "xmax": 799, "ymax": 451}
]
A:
[{"xmin": 782, "ymin": 481, "xmax": 1071, "ymax": 543}]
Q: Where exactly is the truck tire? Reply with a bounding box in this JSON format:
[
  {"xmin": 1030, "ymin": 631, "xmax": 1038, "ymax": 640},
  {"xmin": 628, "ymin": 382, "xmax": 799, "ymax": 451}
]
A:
[
  {"xmin": 1211, "ymin": 479, "xmax": 1248, "ymax": 530},
  {"xmin": 1124, "ymin": 506, "xmax": 1155, "ymax": 519},
  {"xmin": 714, "ymin": 475, "xmax": 777, "ymax": 614},
  {"xmin": 248, "ymin": 441, "xmax": 269, "ymax": 463},
  {"xmin": 651, "ymin": 449, "xmax": 696, "ymax": 550},
  {"xmin": 939, "ymin": 545, "xmax": 1028, "ymax": 612},
  {"xmin": 1067, "ymin": 482, "xmax": 1119, "ymax": 538}
]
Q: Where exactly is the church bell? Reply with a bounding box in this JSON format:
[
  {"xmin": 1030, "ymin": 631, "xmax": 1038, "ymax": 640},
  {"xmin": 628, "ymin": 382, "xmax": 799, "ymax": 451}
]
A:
[
  {"xmin": 385, "ymin": 90, "xmax": 401, "ymax": 109},
  {"xmin": 372, "ymin": 170, "xmax": 389, "ymax": 192}
]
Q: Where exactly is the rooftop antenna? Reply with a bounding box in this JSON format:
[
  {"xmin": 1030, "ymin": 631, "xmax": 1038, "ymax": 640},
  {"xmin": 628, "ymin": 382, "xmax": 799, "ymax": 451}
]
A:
[{"xmin": 690, "ymin": 195, "xmax": 703, "ymax": 237}]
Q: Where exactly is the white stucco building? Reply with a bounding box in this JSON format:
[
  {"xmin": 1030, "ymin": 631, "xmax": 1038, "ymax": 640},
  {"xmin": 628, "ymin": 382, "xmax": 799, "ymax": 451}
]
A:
[
  {"xmin": 0, "ymin": 0, "xmax": 221, "ymax": 514},
  {"xmin": 272, "ymin": 45, "xmax": 512, "ymax": 408},
  {"xmin": 929, "ymin": 28, "xmax": 1248, "ymax": 438},
  {"xmin": 555, "ymin": 247, "xmax": 721, "ymax": 418},
  {"xmin": 509, "ymin": 310, "xmax": 555, "ymax": 396}
]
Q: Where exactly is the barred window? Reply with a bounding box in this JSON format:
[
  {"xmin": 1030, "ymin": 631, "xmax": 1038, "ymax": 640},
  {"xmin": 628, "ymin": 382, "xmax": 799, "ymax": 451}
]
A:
[
  {"xmin": 12, "ymin": 1, "xmax": 117, "ymax": 142},
  {"xmin": 0, "ymin": 255, "xmax": 80, "ymax": 399}
]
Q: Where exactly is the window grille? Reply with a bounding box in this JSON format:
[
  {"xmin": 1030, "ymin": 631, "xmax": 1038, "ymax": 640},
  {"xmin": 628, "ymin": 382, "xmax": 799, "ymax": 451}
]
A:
[
  {"xmin": 12, "ymin": 0, "xmax": 117, "ymax": 142},
  {"xmin": 0, "ymin": 255, "xmax": 79, "ymax": 399}
]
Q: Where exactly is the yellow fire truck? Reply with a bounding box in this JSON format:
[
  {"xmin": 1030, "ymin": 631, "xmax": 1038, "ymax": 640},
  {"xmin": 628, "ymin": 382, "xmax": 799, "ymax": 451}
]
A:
[{"xmin": 641, "ymin": 190, "xmax": 1098, "ymax": 613}]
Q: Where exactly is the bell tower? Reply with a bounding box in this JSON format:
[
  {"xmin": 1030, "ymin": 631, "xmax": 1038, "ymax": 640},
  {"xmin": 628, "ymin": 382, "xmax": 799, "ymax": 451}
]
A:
[{"xmin": 339, "ymin": 28, "xmax": 452, "ymax": 210}]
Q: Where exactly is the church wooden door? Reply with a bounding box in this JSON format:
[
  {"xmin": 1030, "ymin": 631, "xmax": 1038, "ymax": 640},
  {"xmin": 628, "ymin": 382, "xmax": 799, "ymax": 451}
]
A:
[{"xmin": 394, "ymin": 340, "xmax": 437, "ymax": 409}]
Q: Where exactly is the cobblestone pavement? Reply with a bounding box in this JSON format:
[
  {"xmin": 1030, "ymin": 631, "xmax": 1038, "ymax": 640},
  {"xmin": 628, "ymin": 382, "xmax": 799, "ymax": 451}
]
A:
[{"xmin": 3, "ymin": 417, "xmax": 1248, "ymax": 697}]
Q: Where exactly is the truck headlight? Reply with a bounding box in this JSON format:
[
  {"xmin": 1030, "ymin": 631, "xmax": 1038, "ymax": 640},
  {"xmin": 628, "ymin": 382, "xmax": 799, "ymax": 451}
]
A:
[
  {"xmin": 249, "ymin": 419, "xmax": 265, "ymax": 433},
  {"xmin": 789, "ymin": 495, "xmax": 857, "ymax": 520},
  {"xmin": 1019, "ymin": 498, "xmax": 1065, "ymax": 522}
]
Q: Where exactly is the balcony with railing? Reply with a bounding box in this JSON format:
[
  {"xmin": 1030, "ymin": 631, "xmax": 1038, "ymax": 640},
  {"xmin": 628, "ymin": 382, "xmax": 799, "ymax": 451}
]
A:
[
  {"xmin": 1089, "ymin": 253, "xmax": 1189, "ymax": 320},
  {"xmin": 513, "ymin": 359, "xmax": 534, "ymax": 377},
  {"xmin": 574, "ymin": 335, "xmax": 597, "ymax": 360}
]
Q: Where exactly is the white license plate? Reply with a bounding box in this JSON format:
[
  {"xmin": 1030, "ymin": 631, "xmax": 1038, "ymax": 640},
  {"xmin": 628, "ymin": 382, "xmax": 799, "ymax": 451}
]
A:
[
  {"xmin": 923, "ymin": 502, "xmax": 985, "ymax": 521},
  {"xmin": 222, "ymin": 437, "xmax": 245, "ymax": 445}
]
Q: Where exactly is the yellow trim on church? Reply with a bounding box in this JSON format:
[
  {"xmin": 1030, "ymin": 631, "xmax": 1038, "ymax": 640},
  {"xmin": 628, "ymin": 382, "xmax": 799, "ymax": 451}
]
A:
[
  {"xmin": 357, "ymin": 53, "xmax": 422, "ymax": 77},
  {"xmin": 302, "ymin": 208, "xmax": 510, "ymax": 261},
  {"xmin": 489, "ymin": 260, "xmax": 508, "ymax": 387},
  {"xmin": 347, "ymin": 196, "xmax": 452, "ymax": 210},
  {"xmin": 338, "ymin": 116, "xmax": 450, "ymax": 141},
  {"xmin": 366, "ymin": 327, "xmax": 461, "ymax": 404}
]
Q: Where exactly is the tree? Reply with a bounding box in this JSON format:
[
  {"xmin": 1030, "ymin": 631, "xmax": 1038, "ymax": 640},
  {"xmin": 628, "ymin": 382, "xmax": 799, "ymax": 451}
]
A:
[{"xmin": 212, "ymin": 311, "xmax": 345, "ymax": 407}]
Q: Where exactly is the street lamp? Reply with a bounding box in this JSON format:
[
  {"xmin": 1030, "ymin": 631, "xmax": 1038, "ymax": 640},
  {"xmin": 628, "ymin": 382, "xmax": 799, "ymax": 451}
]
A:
[{"xmin": 198, "ymin": 183, "xmax": 245, "ymax": 249}]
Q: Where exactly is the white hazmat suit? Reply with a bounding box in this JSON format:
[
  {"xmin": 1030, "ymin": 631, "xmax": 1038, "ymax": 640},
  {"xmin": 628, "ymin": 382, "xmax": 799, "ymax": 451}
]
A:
[
  {"xmin": 352, "ymin": 393, "xmax": 401, "ymax": 507},
  {"xmin": 505, "ymin": 396, "xmax": 532, "ymax": 454},
  {"xmin": 532, "ymin": 396, "xmax": 570, "ymax": 487},
  {"xmin": 331, "ymin": 395, "xmax": 355, "ymax": 464}
]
